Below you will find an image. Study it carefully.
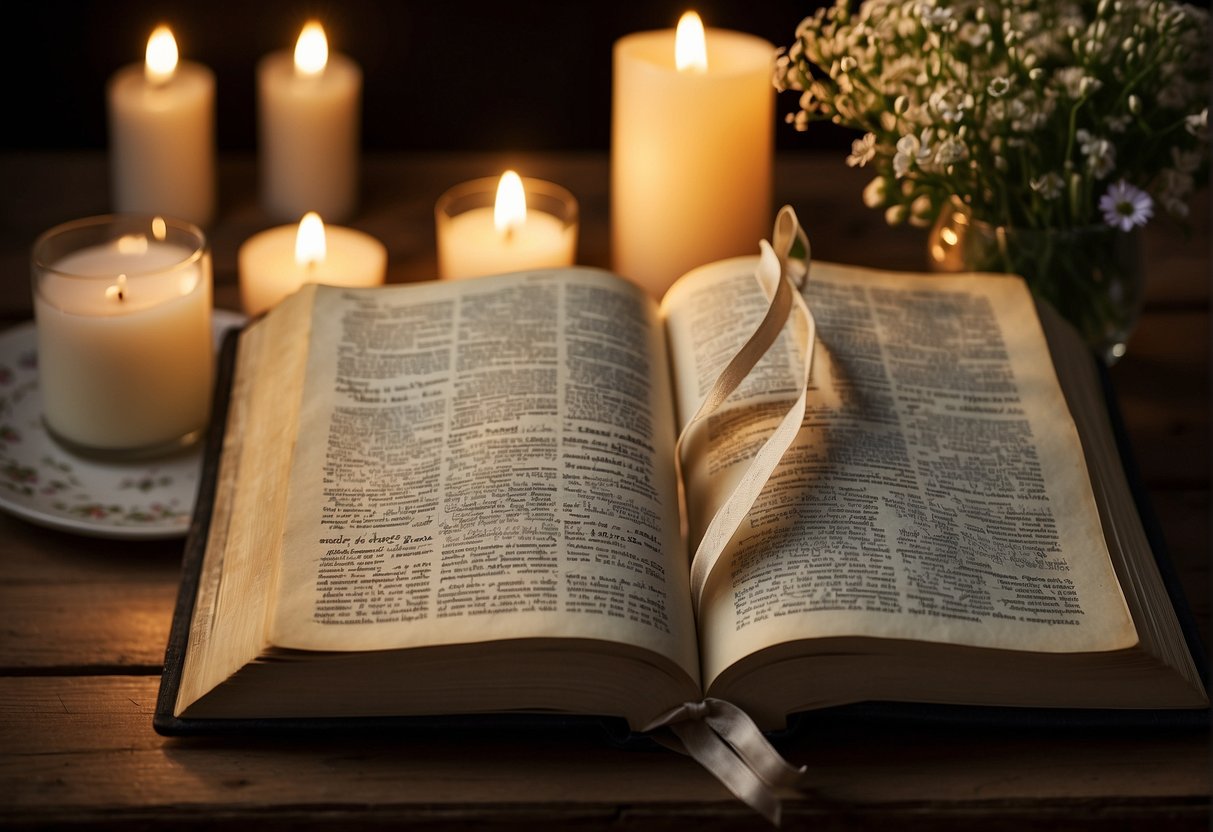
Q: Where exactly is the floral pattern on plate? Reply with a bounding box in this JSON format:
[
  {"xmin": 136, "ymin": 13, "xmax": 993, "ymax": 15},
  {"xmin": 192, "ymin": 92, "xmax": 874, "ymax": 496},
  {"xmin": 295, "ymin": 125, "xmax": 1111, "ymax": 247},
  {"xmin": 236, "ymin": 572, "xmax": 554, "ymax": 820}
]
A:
[{"xmin": 0, "ymin": 310, "xmax": 244, "ymax": 540}]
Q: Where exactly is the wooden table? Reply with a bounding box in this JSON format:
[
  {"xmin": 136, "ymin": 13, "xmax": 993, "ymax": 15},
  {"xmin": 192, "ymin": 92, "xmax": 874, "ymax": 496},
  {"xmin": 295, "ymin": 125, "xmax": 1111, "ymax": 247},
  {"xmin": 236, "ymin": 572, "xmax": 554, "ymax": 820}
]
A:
[{"xmin": 1, "ymin": 151, "xmax": 1208, "ymax": 829}]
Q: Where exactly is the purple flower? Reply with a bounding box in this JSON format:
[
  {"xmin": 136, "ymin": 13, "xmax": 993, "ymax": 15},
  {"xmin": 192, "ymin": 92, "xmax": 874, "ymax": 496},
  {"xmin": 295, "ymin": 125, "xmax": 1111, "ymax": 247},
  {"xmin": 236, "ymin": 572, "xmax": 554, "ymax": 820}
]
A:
[{"xmin": 1100, "ymin": 180, "xmax": 1154, "ymax": 231}]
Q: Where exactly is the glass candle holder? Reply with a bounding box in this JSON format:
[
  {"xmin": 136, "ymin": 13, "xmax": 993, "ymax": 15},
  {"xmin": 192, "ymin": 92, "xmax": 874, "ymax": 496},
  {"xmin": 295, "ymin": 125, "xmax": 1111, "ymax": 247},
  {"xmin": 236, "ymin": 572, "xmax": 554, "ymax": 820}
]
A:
[
  {"xmin": 31, "ymin": 214, "xmax": 214, "ymax": 459},
  {"xmin": 436, "ymin": 175, "xmax": 578, "ymax": 280}
]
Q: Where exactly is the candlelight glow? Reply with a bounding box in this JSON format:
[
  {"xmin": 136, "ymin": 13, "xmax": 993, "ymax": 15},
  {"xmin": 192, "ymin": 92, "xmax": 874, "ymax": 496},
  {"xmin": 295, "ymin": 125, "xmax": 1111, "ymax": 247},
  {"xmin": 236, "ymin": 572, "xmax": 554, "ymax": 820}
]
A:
[
  {"xmin": 494, "ymin": 171, "xmax": 527, "ymax": 235},
  {"xmin": 116, "ymin": 234, "xmax": 149, "ymax": 255},
  {"xmin": 675, "ymin": 12, "xmax": 708, "ymax": 73},
  {"xmin": 295, "ymin": 212, "xmax": 327, "ymax": 266},
  {"xmin": 151, "ymin": 217, "xmax": 167, "ymax": 241},
  {"xmin": 294, "ymin": 22, "xmax": 329, "ymax": 77},
  {"xmin": 145, "ymin": 25, "xmax": 179, "ymax": 85}
]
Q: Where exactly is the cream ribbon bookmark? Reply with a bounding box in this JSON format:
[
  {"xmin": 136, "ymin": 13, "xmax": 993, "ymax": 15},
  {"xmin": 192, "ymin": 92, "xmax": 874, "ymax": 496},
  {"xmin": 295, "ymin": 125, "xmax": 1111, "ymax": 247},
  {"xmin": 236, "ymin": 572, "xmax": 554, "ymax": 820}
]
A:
[
  {"xmin": 652, "ymin": 207, "xmax": 815, "ymax": 825},
  {"xmin": 675, "ymin": 205, "xmax": 816, "ymax": 615},
  {"xmin": 643, "ymin": 698, "xmax": 808, "ymax": 826}
]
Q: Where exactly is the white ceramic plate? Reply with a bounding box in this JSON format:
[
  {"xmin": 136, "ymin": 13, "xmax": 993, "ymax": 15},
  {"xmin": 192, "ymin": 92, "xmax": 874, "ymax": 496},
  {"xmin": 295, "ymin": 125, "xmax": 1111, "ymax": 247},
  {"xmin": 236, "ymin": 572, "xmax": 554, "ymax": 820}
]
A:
[{"xmin": 0, "ymin": 309, "xmax": 245, "ymax": 540}]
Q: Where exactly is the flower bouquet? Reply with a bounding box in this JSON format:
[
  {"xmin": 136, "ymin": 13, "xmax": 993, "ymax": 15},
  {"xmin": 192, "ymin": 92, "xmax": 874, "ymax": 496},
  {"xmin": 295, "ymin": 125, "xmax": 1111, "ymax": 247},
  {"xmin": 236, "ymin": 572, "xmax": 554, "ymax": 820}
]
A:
[{"xmin": 775, "ymin": 0, "xmax": 1209, "ymax": 361}]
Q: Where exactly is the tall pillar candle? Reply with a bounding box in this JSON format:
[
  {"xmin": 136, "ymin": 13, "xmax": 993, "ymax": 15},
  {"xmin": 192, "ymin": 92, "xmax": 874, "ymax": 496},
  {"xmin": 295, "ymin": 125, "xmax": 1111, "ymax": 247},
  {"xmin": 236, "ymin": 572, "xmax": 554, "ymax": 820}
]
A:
[
  {"xmin": 108, "ymin": 26, "xmax": 215, "ymax": 227},
  {"xmin": 31, "ymin": 215, "xmax": 214, "ymax": 456},
  {"xmin": 258, "ymin": 21, "xmax": 361, "ymax": 222},
  {"xmin": 611, "ymin": 13, "xmax": 773, "ymax": 297}
]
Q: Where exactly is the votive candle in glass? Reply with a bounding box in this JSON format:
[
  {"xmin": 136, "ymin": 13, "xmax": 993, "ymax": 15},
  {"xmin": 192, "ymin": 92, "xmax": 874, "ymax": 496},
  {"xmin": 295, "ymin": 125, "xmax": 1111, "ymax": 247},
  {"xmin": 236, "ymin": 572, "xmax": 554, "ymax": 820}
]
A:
[
  {"xmin": 31, "ymin": 215, "xmax": 214, "ymax": 458},
  {"xmin": 436, "ymin": 172, "xmax": 578, "ymax": 280}
]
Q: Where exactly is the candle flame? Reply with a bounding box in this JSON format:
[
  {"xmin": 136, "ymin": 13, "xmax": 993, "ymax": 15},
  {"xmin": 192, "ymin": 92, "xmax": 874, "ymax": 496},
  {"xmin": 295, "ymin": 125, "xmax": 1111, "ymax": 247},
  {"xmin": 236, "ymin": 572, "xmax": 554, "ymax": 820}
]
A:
[
  {"xmin": 145, "ymin": 25, "xmax": 179, "ymax": 85},
  {"xmin": 295, "ymin": 212, "xmax": 327, "ymax": 266},
  {"xmin": 494, "ymin": 171, "xmax": 527, "ymax": 237},
  {"xmin": 294, "ymin": 21, "xmax": 329, "ymax": 77},
  {"xmin": 151, "ymin": 216, "xmax": 167, "ymax": 241},
  {"xmin": 675, "ymin": 12, "xmax": 708, "ymax": 73},
  {"xmin": 106, "ymin": 274, "xmax": 128, "ymax": 302}
]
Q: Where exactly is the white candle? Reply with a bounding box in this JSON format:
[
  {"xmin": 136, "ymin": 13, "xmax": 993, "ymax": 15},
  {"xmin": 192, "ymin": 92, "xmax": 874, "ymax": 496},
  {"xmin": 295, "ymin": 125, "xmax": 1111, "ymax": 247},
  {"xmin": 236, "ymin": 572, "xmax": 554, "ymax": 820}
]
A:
[
  {"xmin": 32, "ymin": 216, "xmax": 214, "ymax": 454},
  {"xmin": 611, "ymin": 12, "xmax": 774, "ymax": 297},
  {"xmin": 258, "ymin": 21, "xmax": 362, "ymax": 222},
  {"xmin": 108, "ymin": 26, "xmax": 216, "ymax": 227},
  {"xmin": 436, "ymin": 172, "xmax": 578, "ymax": 280},
  {"xmin": 238, "ymin": 212, "xmax": 387, "ymax": 316}
]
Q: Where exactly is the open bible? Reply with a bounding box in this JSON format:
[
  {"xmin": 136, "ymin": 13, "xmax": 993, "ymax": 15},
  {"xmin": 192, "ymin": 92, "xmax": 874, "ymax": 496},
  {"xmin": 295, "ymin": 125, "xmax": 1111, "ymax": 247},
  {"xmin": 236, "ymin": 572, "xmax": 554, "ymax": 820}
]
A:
[{"xmin": 157, "ymin": 212, "xmax": 1207, "ymax": 747}]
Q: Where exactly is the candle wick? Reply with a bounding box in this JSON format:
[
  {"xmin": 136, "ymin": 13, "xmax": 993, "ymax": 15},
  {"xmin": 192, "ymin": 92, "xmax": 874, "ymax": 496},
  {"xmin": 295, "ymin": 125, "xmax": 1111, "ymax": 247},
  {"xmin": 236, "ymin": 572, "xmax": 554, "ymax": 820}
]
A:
[
  {"xmin": 504, "ymin": 224, "xmax": 516, "ymax": 243},
  {"xmin": 106, "ymin": 274, "xmax": 128, "ymax": 303}
]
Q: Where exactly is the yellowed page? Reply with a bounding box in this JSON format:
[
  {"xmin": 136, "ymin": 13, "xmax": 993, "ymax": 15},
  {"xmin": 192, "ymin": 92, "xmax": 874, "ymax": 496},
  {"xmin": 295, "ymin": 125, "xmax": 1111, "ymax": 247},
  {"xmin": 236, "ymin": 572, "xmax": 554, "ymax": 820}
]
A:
[
  {"xmin": 662, "ymin": 261, "xmax": 1137, "ymax": 690},
  {"xmin": 269, "ymin": 270, "xmax": 699, "ymax": 687},
  {"xmin": 177, "ymin": 286, "xmax": 317, "ymax": 715}
]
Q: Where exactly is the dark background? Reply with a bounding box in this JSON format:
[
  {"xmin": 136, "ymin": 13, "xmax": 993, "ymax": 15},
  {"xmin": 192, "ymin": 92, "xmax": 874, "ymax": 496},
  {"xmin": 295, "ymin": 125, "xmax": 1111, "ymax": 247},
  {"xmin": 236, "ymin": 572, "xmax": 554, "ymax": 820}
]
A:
[{"xmin": 4, "ymin": 0, "xmax": 846, "ymax": 153}]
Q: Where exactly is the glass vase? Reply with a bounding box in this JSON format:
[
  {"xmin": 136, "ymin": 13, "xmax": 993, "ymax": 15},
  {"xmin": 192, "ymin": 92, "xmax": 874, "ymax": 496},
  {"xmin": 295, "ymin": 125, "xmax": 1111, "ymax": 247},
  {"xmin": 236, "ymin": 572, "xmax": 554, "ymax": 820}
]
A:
[{"xmin": 928, "ymin": 198, "xmax": 1146, "ymax": 365}]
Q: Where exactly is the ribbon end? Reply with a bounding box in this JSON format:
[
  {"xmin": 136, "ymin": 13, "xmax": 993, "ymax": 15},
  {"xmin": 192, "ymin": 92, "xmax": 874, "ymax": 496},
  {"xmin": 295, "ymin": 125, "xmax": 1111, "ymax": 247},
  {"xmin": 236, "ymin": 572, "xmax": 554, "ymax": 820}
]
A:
[{"xmin": 644, "ymin": 699, "xmax": 808, "ymax": 826}]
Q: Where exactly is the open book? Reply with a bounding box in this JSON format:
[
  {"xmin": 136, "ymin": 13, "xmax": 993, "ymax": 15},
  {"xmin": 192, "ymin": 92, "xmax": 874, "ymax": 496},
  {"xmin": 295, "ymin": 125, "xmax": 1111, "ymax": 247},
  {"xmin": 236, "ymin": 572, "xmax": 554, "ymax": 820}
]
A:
[{"xmin": 159, "ymin": 214, "xmax": 1207, "ymax": 744}]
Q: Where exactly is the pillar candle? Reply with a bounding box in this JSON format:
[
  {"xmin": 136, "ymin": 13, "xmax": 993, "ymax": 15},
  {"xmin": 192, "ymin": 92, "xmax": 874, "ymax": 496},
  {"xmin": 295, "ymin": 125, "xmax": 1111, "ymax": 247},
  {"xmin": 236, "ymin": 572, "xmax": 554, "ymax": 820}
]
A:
[
  {"xmin": 258, "ymin": 22, "xmax": 362, "ymax": 222},
  {"xmin": 32, "ymin": 216, "xmax": 213, "ymax": 454},
  {"xmin": 238, "ymin": 212, "xmax": 386, "ymax": 316},
  {"xmin": 436, "ymin": 172, "xmax": 578, "ymax": 280},
  {"xmin": 611, "ymin": 12, "xmax": 774, "ymax": 297},
  {"xmin": 108, "ymin": 26, "xmax": 215, "ymax": 227}
]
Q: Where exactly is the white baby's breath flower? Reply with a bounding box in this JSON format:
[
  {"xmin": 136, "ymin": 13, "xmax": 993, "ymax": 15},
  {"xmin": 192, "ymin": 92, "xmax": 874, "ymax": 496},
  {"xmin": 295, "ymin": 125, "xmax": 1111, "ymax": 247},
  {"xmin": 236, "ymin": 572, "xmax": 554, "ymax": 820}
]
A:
[
  {"xmin": 893, "ymin": 133, "xmax": 921, "ymax": 178},
  {"xmin": 934, "ymin": 136, "xmax": 969, "ymax": 167},
  {"xmin": 1100, "ymin": 180, "xmax": 1154, "ymax": 230},
  {"xmin": 775, "ymin": 0, "xmax": 1210, "ymax": 230},
  {"xmin": 1030, "ymin": 172, "xmax": 1065, "ymax": 199},
  {"xmin": 928, "ymin": 87, "xmax": 974, "ymax": 124},
  {"xmin": 1054, "ymin": 67, "xmax": 1094, "ymax": 98},
  {"xmin": 918, "ymin": 3, "xmax": 953, "ymax": 28},
  {"xmin": 987, "ymin": 77, "xmax": 1012, "ymax": 98},
  {"xmin": 847, "ymin": 133, "xmax": 878, "ymax": 167},
  {"xmin": 912, "ymin": 128, "xmax": 936, "ymax": 169},
  {"xmin": 1078, "ymin": 130, "xmax": 1117, "ymax": 179},
  {"xmin": 862, "ymin": 176, "xmax": 888, "ymax": 208},
  {"xmin": 773, "ymin": 53, "xmax": 793, "ymax": 92},
  {"xmin": 1156, "ymin": 169, "xmax": 1194, "ymax": 218},
  {"xmin": 1184, "ymin": 108, "xmax": 1208, "ymax": 140},
  {"xmin": 958, "ymin": 21, "xmax": 991, "ymax": 47},
  {"xmin": 1007, "ymin": 94, "xmax": 1052, "ymax": 133}
]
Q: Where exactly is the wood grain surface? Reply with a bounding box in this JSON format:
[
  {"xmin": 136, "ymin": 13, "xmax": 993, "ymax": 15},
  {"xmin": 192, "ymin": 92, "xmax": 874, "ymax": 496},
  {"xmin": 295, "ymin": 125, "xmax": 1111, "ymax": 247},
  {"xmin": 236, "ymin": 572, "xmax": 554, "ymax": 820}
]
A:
[{"xmin": 0, "ymin": 151, "xmax": 1207, "ymax": 830}]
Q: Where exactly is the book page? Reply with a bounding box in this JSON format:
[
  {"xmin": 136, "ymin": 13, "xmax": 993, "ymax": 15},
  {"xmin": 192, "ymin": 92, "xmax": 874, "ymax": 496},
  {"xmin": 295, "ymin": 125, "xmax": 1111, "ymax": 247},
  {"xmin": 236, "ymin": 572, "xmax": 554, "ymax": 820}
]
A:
[
  {"xmin": 270, "ymin": 270, "xmax": 699, "ymax": 685},
  {"xmin": 176, "ymin": 289, "xmax": 318, "ymax": 715},
  {"xmin": 662, "ymin": 261, "xmax": 1137, "ymax": 689}
]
